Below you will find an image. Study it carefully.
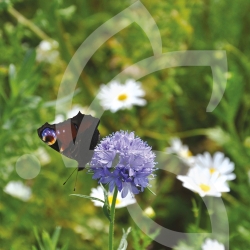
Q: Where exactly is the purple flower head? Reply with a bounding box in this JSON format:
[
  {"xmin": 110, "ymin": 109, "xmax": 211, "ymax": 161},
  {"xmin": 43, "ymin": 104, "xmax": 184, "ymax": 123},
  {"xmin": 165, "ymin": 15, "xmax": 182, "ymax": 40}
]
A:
[{"xmin": 89, "ymin": 131, "xmax": 156, "ymax": 198}]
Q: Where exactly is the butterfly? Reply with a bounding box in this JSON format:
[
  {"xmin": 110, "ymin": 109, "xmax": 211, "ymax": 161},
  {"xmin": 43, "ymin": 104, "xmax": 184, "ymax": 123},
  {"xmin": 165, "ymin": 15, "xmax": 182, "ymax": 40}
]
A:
[{"xmin": 37, "ymin": 112, "xmax": 100, "ymax": 171}]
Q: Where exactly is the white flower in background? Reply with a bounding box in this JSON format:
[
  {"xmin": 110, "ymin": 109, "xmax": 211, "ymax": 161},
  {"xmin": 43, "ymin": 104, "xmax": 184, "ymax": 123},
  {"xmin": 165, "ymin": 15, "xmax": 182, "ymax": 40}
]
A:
[
  {"xmin": 90, "ymin": 186, "xmax": 136, "ymax": 208},
  {"xmin": 51, "ymin": 105, "xmax": 96, "ymax": 124},
  {"xmin": 194, "ymin": 152, "xmax": 236, "ymax": 180},
  {"xmin": 202, "ymin": 238, "xmax": 225, "ymax": 250},
  {"xmin": 166, "ymin": 138, "xmax": 195, "ymax": 166},
  {"xmin": 177, "ymin": 167, "xmax": 229, "ymax": 197},
  {"xmin": 97, "ymin": 79, "xmax": 146, "ymax": 112},
  {"xmin": 4, "ymin": 181, "xmax": 32, "ymax": 201},
  {"xmin": 35, "ymin": 147, "xmax": 51, "ymax": 165},
  {"xmin": 39, "ymin": 40, "xmax": 53, "ymax": 50},
  {"xmin": 143, "ymin": 207, "xmax": 156, "ymax": 218},
  {"xmin": 36, "ymin": 40, "xmax": 59, "ymax": 63}
]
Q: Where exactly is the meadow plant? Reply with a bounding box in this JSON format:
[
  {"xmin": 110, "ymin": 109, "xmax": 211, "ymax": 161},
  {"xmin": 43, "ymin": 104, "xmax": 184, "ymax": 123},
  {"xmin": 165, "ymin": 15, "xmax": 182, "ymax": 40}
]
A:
[
  {"xmin": 1, "ymin": 0, "xmax": 250, "ymax": 249},
  {"xmin": 73, "ymin": 130, "xmax": 157, "ymax": 249}
]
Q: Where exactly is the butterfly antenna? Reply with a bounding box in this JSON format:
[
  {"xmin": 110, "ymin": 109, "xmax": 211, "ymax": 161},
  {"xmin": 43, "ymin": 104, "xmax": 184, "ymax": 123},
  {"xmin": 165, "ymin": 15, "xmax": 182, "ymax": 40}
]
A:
[
  {"xmin": 73, "ymin": 170, "xmax": 79, "ymax": 191},
  {"xmin": 63, "ymin": 167, "xmax": 78, "ymax": 186}
]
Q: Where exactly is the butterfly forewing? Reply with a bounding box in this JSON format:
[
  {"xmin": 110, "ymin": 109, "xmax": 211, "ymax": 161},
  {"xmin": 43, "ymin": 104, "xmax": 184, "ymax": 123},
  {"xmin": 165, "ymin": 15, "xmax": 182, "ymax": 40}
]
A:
[{"xmin": 37, "ymin": 112, "xmax": 100, "ymax": 170}]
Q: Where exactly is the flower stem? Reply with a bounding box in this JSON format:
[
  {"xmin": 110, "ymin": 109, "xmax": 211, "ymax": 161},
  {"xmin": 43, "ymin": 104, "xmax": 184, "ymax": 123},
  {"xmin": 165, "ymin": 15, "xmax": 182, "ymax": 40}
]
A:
[
  {"xmin": 195, "ymin": 197, "xmax": 202, "ymax": 230},
  {"xmin": 7, "ymin": 7, "xmax": 52, "ymax": 42},
  {"xmin": 109, "ymin": 187, "xmax": 118, "ymax": 250}
]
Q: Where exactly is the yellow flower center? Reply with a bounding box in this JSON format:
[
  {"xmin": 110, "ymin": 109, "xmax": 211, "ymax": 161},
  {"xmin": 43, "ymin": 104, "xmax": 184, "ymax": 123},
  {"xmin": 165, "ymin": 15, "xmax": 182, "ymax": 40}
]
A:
[
  {"xmin": 199, "ymin": 184, "xmax": 210, "ymax": 192},
  {"xmin": 117, "ymin": 93, "xmax": 128, "ymax": 101},
  {"xmin": 180, "ymin": 150, "xmax": 192, "ymax": 158},
  {"xmin": 108, "ymin": 195, "xmax": 121, "ymax": 206},
  {"xmin": 210, "ymin": 168, "xmax": 216, "ymax": 174}
]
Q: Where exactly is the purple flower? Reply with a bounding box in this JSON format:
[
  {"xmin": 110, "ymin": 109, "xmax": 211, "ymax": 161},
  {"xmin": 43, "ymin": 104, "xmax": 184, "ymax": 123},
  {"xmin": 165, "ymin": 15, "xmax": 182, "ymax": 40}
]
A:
[{"xmin": 89, "ymin": 131, "xmax": 156, "ymax": 198}]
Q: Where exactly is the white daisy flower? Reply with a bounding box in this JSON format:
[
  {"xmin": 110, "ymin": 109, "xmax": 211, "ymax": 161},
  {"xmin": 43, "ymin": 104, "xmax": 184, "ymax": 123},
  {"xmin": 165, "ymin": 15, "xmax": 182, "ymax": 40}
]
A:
[
  {"xmin": 90, "ymin": 186, "xmax": 136, "ymax": 208},
  {"xmin": 97, "ymin": 79, "xmax": 146, "ymax": 113},
  {"xmin": 36, "ymin": 40, "xmax": 59, "ymax": 63},
  {"xmin": 4, "ymin": 181, "xmax": 32, "ymax": 201},
  {"xmin": 202, "ymin": 238, "xmax": 225, "ymax": 250},
  {"xmin": 194, "ymin": 151, "xmax": 236, "ymax": 180},
  {"xmin": 166, "ymin": 138, "xmax": 195, "ymax": 166},
  {"xmin": 177, "ymin": 167, "xmax": 230, "ymax": 197}
]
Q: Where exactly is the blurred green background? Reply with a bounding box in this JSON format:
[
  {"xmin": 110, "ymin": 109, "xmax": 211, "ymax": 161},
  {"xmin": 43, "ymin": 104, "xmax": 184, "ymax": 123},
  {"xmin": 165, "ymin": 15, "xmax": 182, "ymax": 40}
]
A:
[{"xmin": 1, "ymin": 0, "xmax": 250, "ymax": 249}]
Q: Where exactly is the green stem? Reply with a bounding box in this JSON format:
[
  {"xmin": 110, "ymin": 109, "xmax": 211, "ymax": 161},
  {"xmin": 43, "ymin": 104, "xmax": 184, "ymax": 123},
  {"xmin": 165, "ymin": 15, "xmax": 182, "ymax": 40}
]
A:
[
  {"xmin": 109, "ymin": 187, "xmax": 118, "ymax": 250},
  {"xmin": 206, "ymin": 197, "xmax": 214, "ymax": 231},
  {"xmin": 195, "ymin": 197, "xmax": 202, "ymax": 230},
  {"xmin": 7, "ymin": 7, "xmax": 53, "ymax": 42}
]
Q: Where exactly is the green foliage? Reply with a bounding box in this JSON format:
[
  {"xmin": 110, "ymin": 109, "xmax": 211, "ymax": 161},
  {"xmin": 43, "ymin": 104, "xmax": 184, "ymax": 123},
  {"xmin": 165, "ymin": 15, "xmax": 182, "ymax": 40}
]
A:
[
  {"xmin": 32, "ymin": 227, "xmax": 68, "ymax": 250},
  {"xmin": 131, "ymin": 225, "xmax": 160, "ymax": 250},
  {"xmin": 1, "ymin": 0, "xmax": 250, "ymax": 249},
  {"xmin": 70, "ymin": 189, "xmax": 112, "ymax": 222},
  {"xmin": 70, "ymin": 194, "xmax": 104, "ymax": 204}
]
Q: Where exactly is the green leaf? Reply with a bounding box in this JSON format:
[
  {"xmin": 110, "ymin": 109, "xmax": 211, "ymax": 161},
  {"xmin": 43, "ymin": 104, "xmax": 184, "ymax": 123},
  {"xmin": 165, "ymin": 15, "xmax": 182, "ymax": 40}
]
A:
[
  {"xmin": 8, "ymin": 50, "xmax": 38, "ymax": 99},
  {"xmin": 57, "ymin": 5, "xmax": 76, "ymax": 20},
  {"xmin": 51, "ymin": 226, "xmax": 61, "ymax": 249},
  {"xmin": 102, "ymin": 203, "xmax": 111, "ymax": 222},
  {"xmin": 41, "ymin": 230, "xmax": 53, "ymax": 250},
  {"xmin": 61, "ymin": 241, "xmax": 69, "ymax": 250},
  {"xmin": 92, "ymin": 184, "xmax": 112, "ymax": 221},
  {"xmin": 33, "ymin": 227, "xmax": 45, "ymax": 250},
  {"xmin": 117, "ymin": 227, "xmax": 131, "ymax": 250},
  {"xmin": 147, "ymin": 187, "xmax": 156, "ymax": 196},
  {"xmin": 226, "ymin": 79, "xmax": 244, "ymax": 121},
  {"xmin": 131, "ymin": 226, "xmax": 141, "ymax": 250},
  {"xmin": 16, "ymin": 49, "xmax": 36, "ymax": 83},
  {"xmin": 100, "ymin": 183, "xmax": 109, "ymax": 204},
  {"xmin": 191, "ymin": 198, "xmax": 199, "ymax": 219},
  {"xmin": 70, "ymin": 194, "xmax": 105, "ymax": 203}
]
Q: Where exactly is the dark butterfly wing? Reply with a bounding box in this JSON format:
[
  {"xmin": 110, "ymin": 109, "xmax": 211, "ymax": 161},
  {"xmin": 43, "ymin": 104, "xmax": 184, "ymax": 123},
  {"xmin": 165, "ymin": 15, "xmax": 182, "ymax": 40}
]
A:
[{"xmin": 37, "ymin": 112, "xmax": 100, "ymax": 171}]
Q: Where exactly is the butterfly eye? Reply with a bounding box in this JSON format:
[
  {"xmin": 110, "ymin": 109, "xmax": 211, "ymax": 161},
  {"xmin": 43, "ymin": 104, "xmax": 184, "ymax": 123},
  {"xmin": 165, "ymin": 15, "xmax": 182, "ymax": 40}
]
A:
[{"xmin": 41, "ymin": 128, "xmax": 57, "ymax": 145}]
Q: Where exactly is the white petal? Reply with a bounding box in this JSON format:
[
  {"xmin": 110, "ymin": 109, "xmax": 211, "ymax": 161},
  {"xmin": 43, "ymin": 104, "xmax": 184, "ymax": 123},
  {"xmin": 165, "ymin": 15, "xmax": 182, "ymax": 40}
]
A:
[
  {"xmin": 202, "ymin": 238, "xmax": 225, "ymax": 250},
  {"xmin": 4, "ymin": 181, "xmax": 32, "ymax": 201},
  {"xmin": 225, "ymin": 173, "xmax": 236, "ymax": 180},
  {"xmin": 213, "ymin": 152, "xmax": 225, "ymax": 166}
]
